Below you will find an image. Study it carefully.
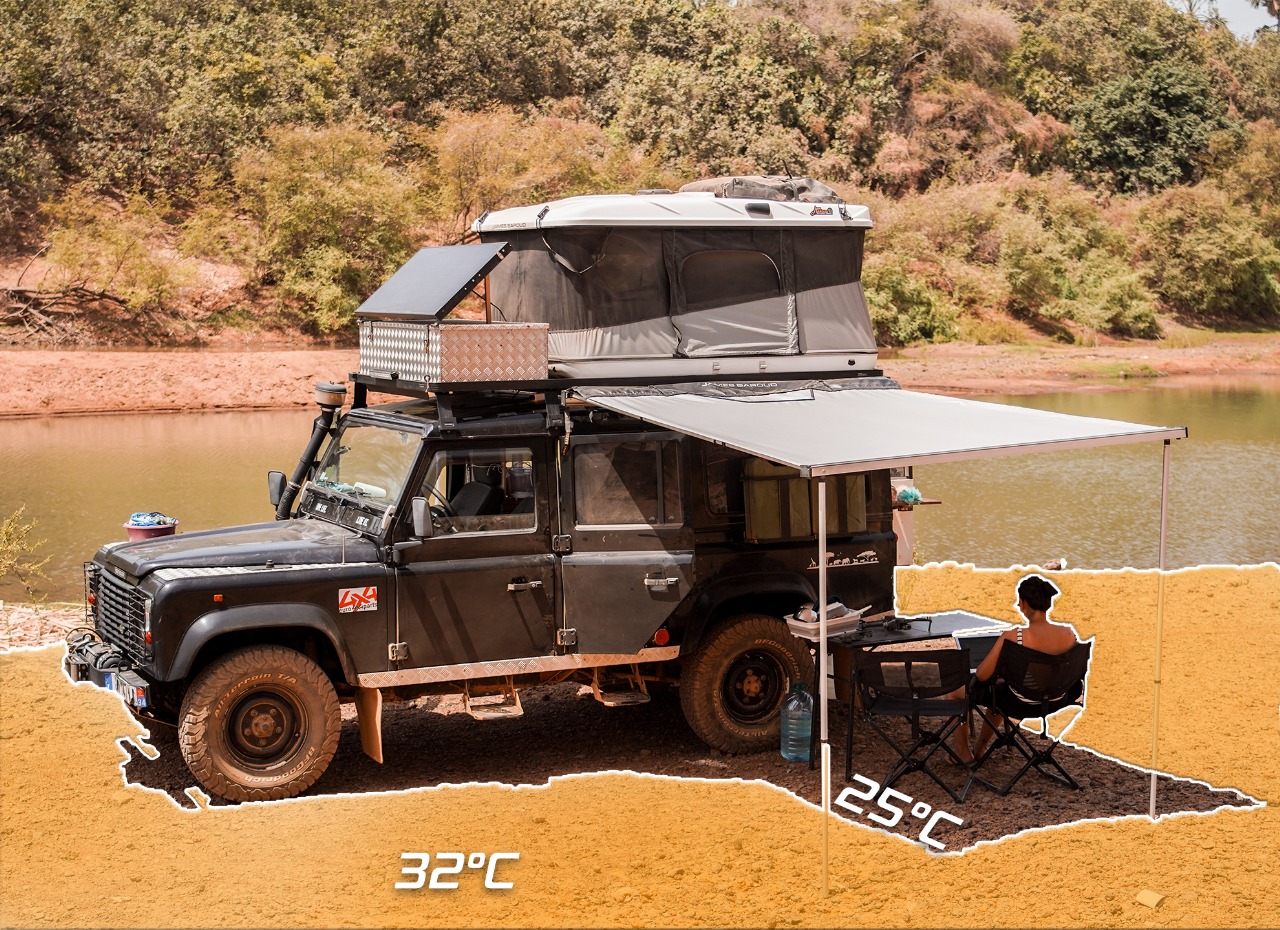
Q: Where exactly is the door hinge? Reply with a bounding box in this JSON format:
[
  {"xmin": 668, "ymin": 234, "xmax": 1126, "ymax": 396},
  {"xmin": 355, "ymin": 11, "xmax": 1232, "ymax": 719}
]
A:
[
  {"xmin": 552, "ymin": 534, "xmax": 572, "ymax": 553},
  {"xmin": 389, "ymin": 642, "xmax": 409, "ymax": 661},
  {"xmin": 556, "ymin": 628, "xmax": 577, "ymax": 647}
]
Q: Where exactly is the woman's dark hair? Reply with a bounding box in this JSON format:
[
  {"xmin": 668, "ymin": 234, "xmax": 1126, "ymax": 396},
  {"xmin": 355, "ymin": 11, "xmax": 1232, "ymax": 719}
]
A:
[{"xmin": 1018, "ymin": 574, "xmax": 1060, "ymax": 612}]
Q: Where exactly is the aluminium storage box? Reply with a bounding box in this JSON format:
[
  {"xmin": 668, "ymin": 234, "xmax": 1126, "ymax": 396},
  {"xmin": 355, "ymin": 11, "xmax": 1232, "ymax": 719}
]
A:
[{"xmin": 359, "ymin": 320, "xmax": 549, "ymax": 384}]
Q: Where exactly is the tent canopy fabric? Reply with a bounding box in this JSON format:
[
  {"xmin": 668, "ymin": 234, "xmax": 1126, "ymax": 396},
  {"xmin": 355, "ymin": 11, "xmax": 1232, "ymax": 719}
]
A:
[{"xmin": 575, "ymin": 381, "xmax": 1187, "ymax": 476}]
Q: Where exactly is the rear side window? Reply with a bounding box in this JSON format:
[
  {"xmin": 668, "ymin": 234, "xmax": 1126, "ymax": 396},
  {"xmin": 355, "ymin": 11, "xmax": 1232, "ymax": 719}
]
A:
[
  {"xmin": 574, "ymin": 438, "xmax": 682, "ymax": 526},
  {"xmin": 680, "ymin": 250, "xmax": 782, "ymax": 311}
]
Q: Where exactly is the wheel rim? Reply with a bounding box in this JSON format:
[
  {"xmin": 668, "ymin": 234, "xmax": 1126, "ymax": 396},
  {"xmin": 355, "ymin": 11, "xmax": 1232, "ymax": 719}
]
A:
[
  {"xmin": 227, "ymin": 688, "xmax": 305, "ymax": 769},
  {"xmin": 722, "ymin": 649, "xmax": 787, "ymax": 723}
]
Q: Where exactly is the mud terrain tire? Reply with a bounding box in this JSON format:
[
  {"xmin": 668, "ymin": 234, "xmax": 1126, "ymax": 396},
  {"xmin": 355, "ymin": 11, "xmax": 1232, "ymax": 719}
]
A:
[
  {"xmin": 680, "ymin": 614, "xmax": 814, "ymax": 753},
  {"xmin": 178, "ymin": 645, "xmax": 340, "ymax": 802}
]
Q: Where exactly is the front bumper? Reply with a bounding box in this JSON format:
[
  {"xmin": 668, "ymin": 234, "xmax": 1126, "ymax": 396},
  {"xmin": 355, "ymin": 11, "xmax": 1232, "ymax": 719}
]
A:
[{"xmin": 64, "ymin": 632, "xmax": 151, "ymax": 709}]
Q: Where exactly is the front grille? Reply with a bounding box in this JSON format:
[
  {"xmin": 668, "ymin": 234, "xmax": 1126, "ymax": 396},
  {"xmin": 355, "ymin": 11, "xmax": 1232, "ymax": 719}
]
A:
[{"xmin": 96, "ymin": 570, "xmax": 149, "ymax": 662}]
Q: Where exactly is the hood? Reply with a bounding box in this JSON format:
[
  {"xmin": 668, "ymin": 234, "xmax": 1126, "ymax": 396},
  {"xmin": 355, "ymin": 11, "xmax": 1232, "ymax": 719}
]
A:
[{"xmin": 103, "ymin": 520, "xmax": 380, "ymax": 579}]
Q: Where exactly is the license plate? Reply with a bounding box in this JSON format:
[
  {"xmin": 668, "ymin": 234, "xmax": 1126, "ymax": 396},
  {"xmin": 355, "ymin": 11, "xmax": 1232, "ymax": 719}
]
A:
[{"xmin": 113, "ymin": 674, "xmax": 148, "ymax": 709}]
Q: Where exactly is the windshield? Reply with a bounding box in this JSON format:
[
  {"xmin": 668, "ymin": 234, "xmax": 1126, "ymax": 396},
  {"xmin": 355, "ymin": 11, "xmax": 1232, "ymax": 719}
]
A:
[{"xmin": 312, "ymin": 422, "xmax": 419, "ymax": 510}]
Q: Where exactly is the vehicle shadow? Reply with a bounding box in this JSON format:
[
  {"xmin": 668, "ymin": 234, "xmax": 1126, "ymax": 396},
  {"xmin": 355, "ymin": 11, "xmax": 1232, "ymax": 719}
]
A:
[{"xmin": 120, "ymin": 682, "xmax": 1255, "ymax": 850}]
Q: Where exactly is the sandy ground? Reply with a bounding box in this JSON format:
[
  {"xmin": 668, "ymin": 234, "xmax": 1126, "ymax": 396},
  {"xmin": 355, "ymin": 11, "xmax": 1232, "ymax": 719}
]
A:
[
  {"xmin": 1, "ymin": 335, "xmax": 1278, "ymax": 417},
  {"xmin": 1, "ymin": 564, "xmax": 1277, "ymax": 928}
]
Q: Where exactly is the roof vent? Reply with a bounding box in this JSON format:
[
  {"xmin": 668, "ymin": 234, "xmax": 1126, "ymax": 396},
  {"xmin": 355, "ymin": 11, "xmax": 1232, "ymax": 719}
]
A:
[
  {"xmin": 637, "ymin": 188, "xmax": 675, "ymax": 195},
  {"xmin": 745, "ymin": 202, "xmax": 772, "ymax": 218}
]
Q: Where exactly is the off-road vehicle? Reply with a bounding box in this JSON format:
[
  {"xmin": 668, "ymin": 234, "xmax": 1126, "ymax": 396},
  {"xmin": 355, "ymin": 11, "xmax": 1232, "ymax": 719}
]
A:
[{"xmin": 66, "ymin": 178, "xmax": 904, "ymax": 801}]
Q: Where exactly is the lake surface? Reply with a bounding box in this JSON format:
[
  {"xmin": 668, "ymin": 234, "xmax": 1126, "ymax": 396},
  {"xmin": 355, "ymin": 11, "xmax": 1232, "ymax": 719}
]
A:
[
  {"xmin": 912, "ymin": 379, "xmax": 1280, "ymax": 570},
  {"xmin": 1, "ymin": 379, "xmax": 1277, "ymax": 602}
]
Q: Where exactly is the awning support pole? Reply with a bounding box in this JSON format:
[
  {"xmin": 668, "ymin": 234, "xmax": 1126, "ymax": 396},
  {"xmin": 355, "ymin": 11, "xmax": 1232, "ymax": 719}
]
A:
[
  {"xmin": 1149, "ymin": 438, "xmax": 1171, "ymax": 819},
  {"xmin": 818, "ymin": 477, "xmax": 829, "ymax": 897}
]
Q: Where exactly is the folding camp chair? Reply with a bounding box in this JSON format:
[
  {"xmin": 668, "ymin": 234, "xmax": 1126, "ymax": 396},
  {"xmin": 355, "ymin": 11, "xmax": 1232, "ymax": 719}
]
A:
[
  {"xmin": 852, "ymin": 648, "xmax": 973, "ymax": 803},
  {"xmin": 968, "ymin": 640, "xmax": 1092, "ymax": 796}
]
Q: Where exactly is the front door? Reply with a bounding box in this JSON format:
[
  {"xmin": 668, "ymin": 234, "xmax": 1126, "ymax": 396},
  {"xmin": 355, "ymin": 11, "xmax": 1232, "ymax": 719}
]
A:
[
  {"xmin": 394, "ymin": 439, "xmax": 557, "ymax": 670},
  {"xmin": 559, "ymin": 431, "xmax": 695, "ymax": 655}
]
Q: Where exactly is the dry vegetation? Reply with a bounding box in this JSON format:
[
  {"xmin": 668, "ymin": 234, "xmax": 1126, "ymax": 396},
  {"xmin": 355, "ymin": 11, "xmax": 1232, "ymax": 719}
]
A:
[{"xmin": 1, "ymin": 0, "xmax": 1278, "ymax": 346}]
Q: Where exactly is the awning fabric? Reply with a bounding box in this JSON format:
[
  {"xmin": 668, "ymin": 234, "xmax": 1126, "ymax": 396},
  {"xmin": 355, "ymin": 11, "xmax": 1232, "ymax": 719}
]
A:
[{"xmin": 575, "ymin": 381, "xmax": 1187, "ymax": 475}]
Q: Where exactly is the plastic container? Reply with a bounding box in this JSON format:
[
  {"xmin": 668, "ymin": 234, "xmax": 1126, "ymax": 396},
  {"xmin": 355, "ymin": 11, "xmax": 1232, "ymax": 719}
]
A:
[
  {"xmin": 124, "ymin": 512, "xmax": 179, "ymax": 541},
  {"xmin": 124, "ymin": 522, "xmax": 178, "ymax": 541},
  {"xmin": 780, "ymin": 682, "xmax": 814, "ymax": 762}
]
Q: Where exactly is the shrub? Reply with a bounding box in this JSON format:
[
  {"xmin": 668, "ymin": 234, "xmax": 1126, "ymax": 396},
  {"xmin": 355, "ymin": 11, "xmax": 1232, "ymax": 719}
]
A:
[
  {"xmin": 44, "ymin": 189, "xmax": 194, "ymax": 314},
  {"xmin": 422, "ymin": 106, "xmax": 673, "ymax": 242},
  {"xmin": 863, "ymin": 256, "xmax": 959, "ymax": 345},
  {"xmin": 1219, "ymin": 119, "xmax": 1280, "ymax": 241},
  {"xmin": 1137, "ymin": 182, "xmax": 1280, "ymax": 324},
  {"xmin": 0, "ymin": 506, "xmax": 49, "ymax": 598},
  {"xmin": 233, "ymin": 123, "xmax": 421, "ymax": 333},
  {"xmin": 1060, "ymin": 260, "xmax": 1161, "ymax": 338}
]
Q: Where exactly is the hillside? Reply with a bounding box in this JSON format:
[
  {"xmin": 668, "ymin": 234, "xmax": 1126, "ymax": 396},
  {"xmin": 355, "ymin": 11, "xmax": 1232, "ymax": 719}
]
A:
[{"xmin": 2, "ymin": 0, "xmax": 1278, "ymax": 347}]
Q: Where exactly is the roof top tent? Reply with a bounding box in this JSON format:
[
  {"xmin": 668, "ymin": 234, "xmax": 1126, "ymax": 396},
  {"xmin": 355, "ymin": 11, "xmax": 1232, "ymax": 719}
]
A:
[{"xmin": 471, "ymin": 178, "xmax": 878, "ymax": 381}]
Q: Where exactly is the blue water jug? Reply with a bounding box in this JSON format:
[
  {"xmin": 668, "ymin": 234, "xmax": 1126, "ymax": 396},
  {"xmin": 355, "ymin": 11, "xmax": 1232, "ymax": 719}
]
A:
[{"xmin": 780, "ymin": 682, "xmax": 814, "ymax": 762}]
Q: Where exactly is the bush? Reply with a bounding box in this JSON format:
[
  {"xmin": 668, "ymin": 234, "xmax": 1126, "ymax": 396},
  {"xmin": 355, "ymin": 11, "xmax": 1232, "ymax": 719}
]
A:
[
  {"xmin": 422, "ymin": 106, "xmax": 673, "ymax": 242},
  {"xmin": 863, "ymin": 256, "xmax": 959, "ymax": 345},
  {"xmin": 0, "ymin": 506, "xmax": 49, "ymax": 598},
  {"xmin": 44, "ymin": 189, "xmax": 194, "ymax": 314},
  {"xmin": 1219, "ymin": 119, "xmax": 1280, "ymax": 241},
  {"xmin": 233, "ymin": 124, "xmax": 422, "ymax": 333},
  {"xmin": 1059, "ymin": 259, "xmax": 1161, "ymax": 338},
  {"xmin": 1138, "ymin": 182, "xmax": 1280, "ymax": 324}
]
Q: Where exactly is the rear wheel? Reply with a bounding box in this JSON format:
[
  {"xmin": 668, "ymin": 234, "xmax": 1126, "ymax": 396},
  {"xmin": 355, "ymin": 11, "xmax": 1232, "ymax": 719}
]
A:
[
  {"xmin": 178, "ymin": 645, "xmax": 341, "ymax": 802},
  {"xmin": 679, "ymin": 614, "xmax": 814, "ymax": 753}
]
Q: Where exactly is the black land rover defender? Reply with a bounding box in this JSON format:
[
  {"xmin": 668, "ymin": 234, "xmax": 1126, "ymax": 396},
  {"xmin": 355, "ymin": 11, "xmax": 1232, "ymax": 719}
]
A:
[{"xmin": 66, "ymin": 183, "xmax": 901, "ymax": 802}]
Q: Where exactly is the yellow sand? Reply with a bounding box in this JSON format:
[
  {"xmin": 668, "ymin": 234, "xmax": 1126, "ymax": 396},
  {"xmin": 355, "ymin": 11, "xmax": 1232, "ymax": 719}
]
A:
[{"xmin": 1, "ymin": 564, "xmax": 1277, "ymax": 928}]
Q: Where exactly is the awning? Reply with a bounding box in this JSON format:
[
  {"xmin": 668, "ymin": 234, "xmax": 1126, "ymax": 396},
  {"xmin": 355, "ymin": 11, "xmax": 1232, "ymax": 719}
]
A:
[{"xmin": 575, "ymin": 381, "xmax": 1187, "ymax": 475}]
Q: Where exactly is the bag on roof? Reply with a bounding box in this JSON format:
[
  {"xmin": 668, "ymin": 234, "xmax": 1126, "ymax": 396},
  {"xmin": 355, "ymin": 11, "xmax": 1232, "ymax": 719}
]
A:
[{"xmin": 678, "ymin": 175, "xmax": 843, "ymax": 204}]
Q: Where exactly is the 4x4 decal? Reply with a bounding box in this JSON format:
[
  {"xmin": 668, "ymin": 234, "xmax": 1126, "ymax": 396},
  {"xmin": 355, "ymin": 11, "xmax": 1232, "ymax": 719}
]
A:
[{"xmin": 339, "ymin": 586, "xmax": 379, "ymax": 613}]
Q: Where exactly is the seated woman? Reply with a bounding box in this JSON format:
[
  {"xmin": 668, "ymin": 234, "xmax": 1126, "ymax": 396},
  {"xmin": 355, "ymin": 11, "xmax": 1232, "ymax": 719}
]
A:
[{"xmin": 952, "ymin": 573, "xmax": 1079, "ymax": 764}]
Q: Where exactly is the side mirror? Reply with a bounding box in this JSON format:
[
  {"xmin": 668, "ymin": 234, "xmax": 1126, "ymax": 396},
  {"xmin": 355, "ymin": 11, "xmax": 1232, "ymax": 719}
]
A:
[
  {"xmin": 411, "ymin": 496, "xmax": 432, "ymax": 539},
  {"xmin": 268, "ymin": 471, "xmax": 287, "ymax": 507}
]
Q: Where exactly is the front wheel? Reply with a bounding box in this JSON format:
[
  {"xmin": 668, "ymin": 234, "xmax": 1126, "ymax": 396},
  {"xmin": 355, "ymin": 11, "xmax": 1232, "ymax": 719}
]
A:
[
  {"xmin": 679, "ymin": 614, "xmax": 814, "ymax": 753},
  {"xmin": 178, "ymin": 645, "xmax": 341, "ymax": 802}
]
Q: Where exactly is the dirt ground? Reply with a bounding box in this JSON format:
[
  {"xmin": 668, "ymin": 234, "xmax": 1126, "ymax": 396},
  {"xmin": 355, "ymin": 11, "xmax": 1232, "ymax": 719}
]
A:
[
  {"xmin": 1, "ymin": 334, "xmax": 1278, "ymax": 418},
  {"xmin": 1, "ymin": 564, "xmax": 1277, "ymax": 928}
]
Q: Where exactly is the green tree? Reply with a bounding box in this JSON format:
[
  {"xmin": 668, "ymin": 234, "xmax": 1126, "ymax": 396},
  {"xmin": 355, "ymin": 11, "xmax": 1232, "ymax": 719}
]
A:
[{"xmin": 1070, "ymin": 60, "xmax": 1237, "ymax": 191}]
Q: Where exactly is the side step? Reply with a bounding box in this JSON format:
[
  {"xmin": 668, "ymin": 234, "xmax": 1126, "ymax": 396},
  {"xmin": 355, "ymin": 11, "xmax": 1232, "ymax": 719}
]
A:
[
  {"xmin": 464, "ymin": 677, "xmax": 524, "ymax": 720},
  {"xmin": 591, "ymin": 665, "xmax": 651, "ymax": 707}
]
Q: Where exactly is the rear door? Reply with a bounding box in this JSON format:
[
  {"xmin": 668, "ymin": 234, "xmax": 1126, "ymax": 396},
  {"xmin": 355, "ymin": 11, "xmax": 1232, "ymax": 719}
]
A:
[{"xmin": 558, "ymin": 431, "xmax": 694, "ymax": 654}]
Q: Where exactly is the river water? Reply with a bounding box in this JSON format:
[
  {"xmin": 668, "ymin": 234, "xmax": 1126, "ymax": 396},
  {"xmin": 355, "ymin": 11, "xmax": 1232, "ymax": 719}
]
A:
[{"xmin": 2, "ymin": 378, "xmax": 1277, "ymax": 602}]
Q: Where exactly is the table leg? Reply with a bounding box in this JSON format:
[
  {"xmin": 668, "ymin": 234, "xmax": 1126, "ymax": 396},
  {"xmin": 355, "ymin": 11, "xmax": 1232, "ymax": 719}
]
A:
[
  {"xmin": 809, "ymin": 642, "xmax": 821, "ymax": 770},
  {"xmin": 845, "ymin": 659, "xmax": 856, "ymax": 781}
]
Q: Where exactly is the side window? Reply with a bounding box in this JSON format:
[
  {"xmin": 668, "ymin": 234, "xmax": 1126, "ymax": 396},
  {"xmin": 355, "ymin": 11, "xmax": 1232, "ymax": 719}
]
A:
[
  {"xmin": 418, "ymin": 447, "xmax": 536, "ymax": 535},
  {"xmin": 703, "ymin": 445, "xmax": 746, "ymax": 516},
  {"xmin": 574, "ymin": 438, "xmax": 683, "ymax": 527},
  {"xmin": 680, "ymin": 250, "xmax": 782, "ymax": 311}
]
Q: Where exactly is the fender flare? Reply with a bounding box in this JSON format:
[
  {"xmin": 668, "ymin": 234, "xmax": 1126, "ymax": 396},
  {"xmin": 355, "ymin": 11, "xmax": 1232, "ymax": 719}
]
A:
[
  {"xmin": 165, "ymin": 603, "xmax": 358, "ymax": 684},
  {"xmin": 681, "ymin": 571, "xmax": 817, "ymax": 656}
]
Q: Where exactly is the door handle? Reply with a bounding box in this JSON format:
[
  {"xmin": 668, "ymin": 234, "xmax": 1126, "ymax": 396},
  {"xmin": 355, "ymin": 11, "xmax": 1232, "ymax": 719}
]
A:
[
  {"xmin": 507, "ymin": 579, "xmax": 543, "ymax": 592},
  {"xmin": 643, "ymin": 576, "xmax": 680, "ymax": 591}
]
